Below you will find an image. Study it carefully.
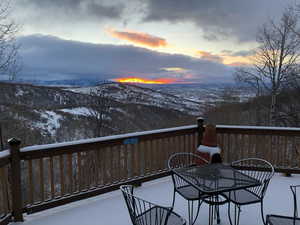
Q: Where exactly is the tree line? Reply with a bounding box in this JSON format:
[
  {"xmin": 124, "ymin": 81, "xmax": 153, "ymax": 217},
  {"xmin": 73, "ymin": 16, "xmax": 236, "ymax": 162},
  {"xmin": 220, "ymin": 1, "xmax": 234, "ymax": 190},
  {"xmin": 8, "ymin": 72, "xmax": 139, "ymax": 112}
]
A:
[{"xmin": 207, "ymin": 6, "xmax": 300, "ymax": 127}]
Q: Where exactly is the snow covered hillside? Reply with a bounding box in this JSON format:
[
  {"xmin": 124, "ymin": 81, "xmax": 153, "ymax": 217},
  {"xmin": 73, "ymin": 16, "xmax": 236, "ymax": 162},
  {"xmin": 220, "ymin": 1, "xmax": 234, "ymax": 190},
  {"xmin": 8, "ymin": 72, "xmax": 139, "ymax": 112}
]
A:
[
  {"xmin": 0, "ymin": 82, "xmax": 196, "ymax": 147},
  {"xmin": 68, "ymin": 82, "xmax": 204, "ymax": 116}
]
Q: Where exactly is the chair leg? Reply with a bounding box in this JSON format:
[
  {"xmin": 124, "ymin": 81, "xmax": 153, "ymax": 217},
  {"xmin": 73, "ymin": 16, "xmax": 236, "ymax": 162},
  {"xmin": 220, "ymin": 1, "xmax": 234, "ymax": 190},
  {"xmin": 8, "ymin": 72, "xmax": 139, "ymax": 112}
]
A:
[
  {"xmin": 228, "ymin": 201, "xmax": 233, "ymax": 225},
  {"xmin": 188, "ymin": 201, "xmax": 194, "ymax": 225},
  {"xmin": 188, "ymin": 200, "xmax": 202, "ymax": 225},
  {"xmin": 261, "ymin": 200, "xmax": 266, "ymax": 225},
  {"xmin": 209, "ymin": 203, "xmax": 213, "ymax": 225},
  {"xmin": 216, "ymin": 204, "xmax": 221, "ymax": 224},
  {"xmin": 215, "ymin": 195, "xmax": 221, "ymax": 224},
  {"xmin": 228, "ymin": 202, "xmax": 241, "ymax": 225},
  {"xmin": 171, "ymin": 189, "xmax": 176, "ymax": 209},
  {"xmin": 235, "ymin": 205, "xmax": 241, "ymax": 225}
]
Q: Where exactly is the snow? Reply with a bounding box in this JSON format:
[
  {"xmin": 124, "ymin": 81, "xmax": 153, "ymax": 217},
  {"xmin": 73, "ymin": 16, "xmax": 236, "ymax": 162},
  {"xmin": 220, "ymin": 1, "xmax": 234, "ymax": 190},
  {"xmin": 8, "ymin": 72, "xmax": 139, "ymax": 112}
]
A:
[
  {"xmin": 67, "ymin": 84, "xmax": 202, "ymax": 116},
  {"xmin": 33, "ymin": 111, "xmax": 62, "ymax": 136},
  {"xmin": 60, "ymin": 107, "xmax": 91, "ymax": 116},
  {"xmin": 197, "ymin": 145, "xmax": 221, "ymax": 155},
  {"xmin": 21, "ymin": 124, "xmax": 300, "ymax": 153},
  {"xmin": 0, "ymin": 150, "xmax": 10, "ymax": 158},
  {"xmin": 11, "ymin": 174, "xmax": 300, "ymax": 225},
  {"xmin": 15, "ymin": 88, "xmax": 25, "ymax": 97},
  {"xmin": 21, "ymin": 125, "xmax": 197, "ymax": 152},
  {"xmin": 217, "ymin": 125, "xmax": 300, "ymax": 131}
]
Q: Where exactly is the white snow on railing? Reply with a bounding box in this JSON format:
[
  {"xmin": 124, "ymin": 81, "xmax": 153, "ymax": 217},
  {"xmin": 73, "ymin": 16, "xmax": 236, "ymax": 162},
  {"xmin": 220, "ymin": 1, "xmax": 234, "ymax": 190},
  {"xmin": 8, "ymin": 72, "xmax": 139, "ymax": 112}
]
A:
[
  {"xmin": 217, "ymin": 125, "xmax": 300, "ymax": 131},
  {"xmin": 21, "ymin": 125, "xmax": 197, "ymax": 152},
  {"xmin": 0, "ymin": 150, "xmax": 10, "ymax": 158},
  {"xmin": 21, "ymin": 125, "xmax": 300, "ymax": 153}
]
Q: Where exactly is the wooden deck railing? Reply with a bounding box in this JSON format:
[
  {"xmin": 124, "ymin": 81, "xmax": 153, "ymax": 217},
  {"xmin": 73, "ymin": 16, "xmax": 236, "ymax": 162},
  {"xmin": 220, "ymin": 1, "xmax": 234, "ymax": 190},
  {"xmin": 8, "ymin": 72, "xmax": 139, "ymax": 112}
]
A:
[
  {"xmin": 1, "ymin": 118, "xmax": 300, "ymax": 223},
  {"xmin": 216, "ymin": 125, "xmax": 300, "ymax": 173},
  {"xmin": 0, "ymin": 150, "xmax": 12, "ymax": 225},
  {"xmin": 20, "ymin": 124, "xmax": 199, "ymax": 214}
]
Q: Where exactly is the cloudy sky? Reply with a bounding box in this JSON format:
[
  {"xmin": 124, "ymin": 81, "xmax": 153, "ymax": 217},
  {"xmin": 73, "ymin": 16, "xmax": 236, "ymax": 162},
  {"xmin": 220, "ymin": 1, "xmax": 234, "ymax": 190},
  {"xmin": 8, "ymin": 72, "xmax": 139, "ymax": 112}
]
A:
[{"xmin": 10, "ymin": 0, "xmax": 293, "ymax": 83}]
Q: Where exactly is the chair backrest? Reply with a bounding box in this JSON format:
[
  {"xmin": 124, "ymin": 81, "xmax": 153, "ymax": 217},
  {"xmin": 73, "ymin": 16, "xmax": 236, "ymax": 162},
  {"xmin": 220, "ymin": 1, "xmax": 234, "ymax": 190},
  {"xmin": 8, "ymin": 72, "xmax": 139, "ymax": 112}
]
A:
[
  {"xmin": 120, "ymin": 185, "xmax": 174, "ymax": 225},
  {"xmin": 168, "ymin": 153, "xmax": 208, "ymax": 189},
  {"xmin": 290, "ymin": 185, "xmax": 300, "ymax": 220},
  {"xmin": 231, "ymin": 158, "xmax": 274, "ymax": 199}
]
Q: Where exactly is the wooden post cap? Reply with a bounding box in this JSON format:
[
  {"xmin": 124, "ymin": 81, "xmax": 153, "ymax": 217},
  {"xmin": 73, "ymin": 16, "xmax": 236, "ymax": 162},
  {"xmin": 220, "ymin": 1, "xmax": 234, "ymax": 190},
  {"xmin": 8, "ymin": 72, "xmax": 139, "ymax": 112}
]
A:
[{"xmin": 8, "ymin": 138, "xmax": 21, "ymax": 146}]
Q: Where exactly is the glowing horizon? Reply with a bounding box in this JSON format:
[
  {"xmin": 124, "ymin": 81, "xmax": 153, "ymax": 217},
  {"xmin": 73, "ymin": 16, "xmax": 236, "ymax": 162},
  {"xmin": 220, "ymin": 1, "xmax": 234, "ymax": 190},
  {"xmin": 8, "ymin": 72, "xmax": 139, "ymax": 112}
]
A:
[{"xmin": 114, "ymin": 77, "xmax": 177, "ymax": 84}]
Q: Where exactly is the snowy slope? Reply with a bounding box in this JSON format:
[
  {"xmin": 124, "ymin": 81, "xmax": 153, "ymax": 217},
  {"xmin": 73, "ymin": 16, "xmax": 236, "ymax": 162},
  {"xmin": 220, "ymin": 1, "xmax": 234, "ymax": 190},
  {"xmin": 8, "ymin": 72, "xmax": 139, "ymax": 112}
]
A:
[{"xmin": 68, "ymin": 82, "xmax": 204, "ymax": 116}]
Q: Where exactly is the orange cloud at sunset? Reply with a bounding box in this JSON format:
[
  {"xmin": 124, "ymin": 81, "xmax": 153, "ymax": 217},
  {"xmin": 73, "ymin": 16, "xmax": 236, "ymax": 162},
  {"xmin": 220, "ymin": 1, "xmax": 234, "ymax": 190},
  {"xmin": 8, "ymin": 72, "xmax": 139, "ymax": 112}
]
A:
[
  {"xmin": 222, "ymin": 56, "xmax": 252, "ymax": 66},
  {"xmin": 114, "ymin": 77, "xmax": 176, "ymax": 84},
  {"xmin": 196, "ymin": 50, "xmax": 253, "ymax": 67},
  {"xmin": 106, "ymin": 28, "xmax": 167, "ymax": 48},
  {"xmin": 196, "ymin": 51, "xmax": 223, "ymax": 63}
]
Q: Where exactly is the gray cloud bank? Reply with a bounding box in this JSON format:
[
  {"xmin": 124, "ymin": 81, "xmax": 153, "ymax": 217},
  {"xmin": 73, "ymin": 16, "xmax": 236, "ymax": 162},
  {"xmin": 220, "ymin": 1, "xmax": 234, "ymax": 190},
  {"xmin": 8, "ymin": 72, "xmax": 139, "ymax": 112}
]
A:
[
  {"xmin": 16, "ymin": 0, "xmax": 124, "ymax": 24},
  {"xmin": 14, "ymin": 0, "xmax": 289, "ymax": 43},
  {"xmin": 143, "ymin": 0, "xmax": 287, "ymax": 42},
  {"xmin": 17, "ymin": 34, "xmax": 233, "ymax": 83}
]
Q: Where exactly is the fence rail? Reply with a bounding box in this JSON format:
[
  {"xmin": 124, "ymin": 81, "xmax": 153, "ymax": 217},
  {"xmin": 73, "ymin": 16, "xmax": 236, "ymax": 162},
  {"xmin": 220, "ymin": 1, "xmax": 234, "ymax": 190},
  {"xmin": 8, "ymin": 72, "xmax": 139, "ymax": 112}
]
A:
[
  {"xmin": 2, "ymin": 119, "xmax": 300, "ymax": 223},
  {"xmin": 0, "ymin": 151, "xmax": 12, "ymax": 225},
  {"xmin": 216, "ymin": 125, "xmax": 300, "ymax": 173},
  {"xmin": 20, "ymin": 125, "xmax": 199, "ymax": 214}
]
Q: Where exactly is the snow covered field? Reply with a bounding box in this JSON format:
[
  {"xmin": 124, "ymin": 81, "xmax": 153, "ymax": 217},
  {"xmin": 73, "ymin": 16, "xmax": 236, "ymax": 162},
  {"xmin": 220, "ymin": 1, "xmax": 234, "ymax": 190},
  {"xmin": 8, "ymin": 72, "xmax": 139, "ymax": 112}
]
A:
[{"xmin": 12, "ymin": 174, "xmax": 300, "ymax": 225}]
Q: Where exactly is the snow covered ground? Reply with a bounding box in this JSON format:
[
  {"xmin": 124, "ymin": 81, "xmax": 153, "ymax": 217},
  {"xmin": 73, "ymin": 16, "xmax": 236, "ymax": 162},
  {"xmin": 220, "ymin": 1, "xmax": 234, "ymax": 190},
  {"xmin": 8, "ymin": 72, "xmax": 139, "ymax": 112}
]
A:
[{"xmin": 12, "ymin": 174, "xmax": 300, "ymax": 225}]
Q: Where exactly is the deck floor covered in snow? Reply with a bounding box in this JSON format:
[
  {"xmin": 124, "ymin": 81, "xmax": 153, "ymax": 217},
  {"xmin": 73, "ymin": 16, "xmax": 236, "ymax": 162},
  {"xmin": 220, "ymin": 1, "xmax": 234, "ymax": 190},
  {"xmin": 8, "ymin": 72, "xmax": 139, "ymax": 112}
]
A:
[{"xmin": 12, "ymin": 173, "xmax": 300, "ymax": 225}]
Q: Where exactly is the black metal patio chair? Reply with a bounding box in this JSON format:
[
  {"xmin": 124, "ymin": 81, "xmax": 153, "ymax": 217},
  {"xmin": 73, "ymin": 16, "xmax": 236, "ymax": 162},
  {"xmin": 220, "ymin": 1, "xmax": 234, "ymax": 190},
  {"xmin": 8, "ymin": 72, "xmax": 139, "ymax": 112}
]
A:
[
  {"xmin": 168, "ymin": 152, "xmax": 227, "ymax": 225},
  {"xmin": 222, "ymin": 158, "xmax": 275, "ymax": 225},
  {"xmin": 267, "ymin": 185, "xmax": 300, "ymax": 225},
  {"xmin": 120, "ymin": 185, "xmax": 186, "ymax": 225}
]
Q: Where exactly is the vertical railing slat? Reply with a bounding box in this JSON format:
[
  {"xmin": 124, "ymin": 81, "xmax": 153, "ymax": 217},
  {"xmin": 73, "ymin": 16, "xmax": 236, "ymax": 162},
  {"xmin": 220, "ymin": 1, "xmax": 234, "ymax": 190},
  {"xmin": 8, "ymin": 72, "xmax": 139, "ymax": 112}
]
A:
[
  {"xmin": 39, "ymin": 159, "xmax": 44, "ymax": 202},
  {"xmin": 28, "ymin": 159, "xmax": 34, "ymax": 205},
  {"xmin": 59, "ymin": 155, "xmax": 65, "ymax": 196},
  {"xmin": 49, "ymin": 156, "xmax": 55, "ymax": 199},
  {"xmin": 67, "ymin": 154, "xmax": 73, "ymax": 193}
]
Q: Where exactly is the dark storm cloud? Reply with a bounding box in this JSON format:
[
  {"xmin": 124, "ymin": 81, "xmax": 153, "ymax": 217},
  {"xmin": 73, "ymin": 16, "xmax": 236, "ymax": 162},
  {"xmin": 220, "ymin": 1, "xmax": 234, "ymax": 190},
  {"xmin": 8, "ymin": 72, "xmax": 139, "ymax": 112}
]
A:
[
  {"xmin": 17, "ymin": 0, "xmax": 124, "ymax": 23},
  {"xmin": 17, "ymin": 34, "xmax": 233, "ymax": 83},
  {"xmin": 143, "ymin": 0, "xmax": 286, "ymax": 42}
]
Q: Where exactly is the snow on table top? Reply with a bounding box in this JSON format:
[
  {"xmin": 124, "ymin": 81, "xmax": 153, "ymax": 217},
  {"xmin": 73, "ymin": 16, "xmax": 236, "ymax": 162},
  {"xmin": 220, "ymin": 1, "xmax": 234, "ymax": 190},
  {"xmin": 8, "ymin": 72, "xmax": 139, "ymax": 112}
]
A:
[{"xmin": 11, "ymin": 173, "xmax": 300, "ymax": 225}]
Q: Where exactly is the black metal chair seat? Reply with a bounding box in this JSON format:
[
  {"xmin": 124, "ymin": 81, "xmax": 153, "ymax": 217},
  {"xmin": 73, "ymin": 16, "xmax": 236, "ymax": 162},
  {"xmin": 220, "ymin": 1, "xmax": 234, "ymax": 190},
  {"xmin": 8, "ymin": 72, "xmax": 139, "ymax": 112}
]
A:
[
  {"xmin": 203, "ymin": 194, "xmax": 228, "ymax": 206},
  {"xmin": 168, "ymin": 153, "xmax": 210, "ymax": 225},
  {"xmin": 223, "ymin": 189, "xmax": 260, "ymax": 205},
  {"xmin": 266, "ymin": 185, "xmax": 300, "ymax": 225},
  {"xmin": 267, "ymin": 215, "xmax": 300, "ymax": 225},
  {"xmin": 177, "ymin": 185, "xmax": 210, "ymax": 200},
  {"xmin": 137, "ymin": 206, "xmax": 186, "ymax": 225},
  {"xmin": 226, "ymin": 158, "xmax": 274, "ymax": 225},
  {"xmin": 121, "ymin": 185, "xmax": 187, "ymax": 225}
]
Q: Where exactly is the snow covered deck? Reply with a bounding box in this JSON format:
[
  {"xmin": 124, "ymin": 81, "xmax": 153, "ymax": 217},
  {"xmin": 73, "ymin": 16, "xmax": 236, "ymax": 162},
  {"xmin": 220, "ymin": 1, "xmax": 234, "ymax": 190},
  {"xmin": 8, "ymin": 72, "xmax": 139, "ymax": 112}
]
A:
[{"xmin": 12, "ymin": 173, "xmax": 300, "ymax": 225}]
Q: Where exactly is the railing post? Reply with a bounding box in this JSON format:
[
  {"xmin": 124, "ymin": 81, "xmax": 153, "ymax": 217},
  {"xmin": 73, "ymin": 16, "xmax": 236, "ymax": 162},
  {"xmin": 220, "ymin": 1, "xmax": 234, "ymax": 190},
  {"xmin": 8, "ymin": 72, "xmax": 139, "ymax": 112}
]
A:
[
  {"xmin": 8, "ymin": 138, "xmax": 24, "ymax": 222},
  {"xmin": 197, "ymin": 117, "xmax": 205, "ymax": 146}
]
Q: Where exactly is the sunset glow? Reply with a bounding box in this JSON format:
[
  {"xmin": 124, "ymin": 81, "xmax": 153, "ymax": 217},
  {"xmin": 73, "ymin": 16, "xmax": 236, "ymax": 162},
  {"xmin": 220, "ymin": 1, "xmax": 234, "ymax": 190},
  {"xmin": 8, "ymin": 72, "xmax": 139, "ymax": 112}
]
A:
[{"xmin": 114, "ymin": 77, "xmax": 176, "ymax": 84}]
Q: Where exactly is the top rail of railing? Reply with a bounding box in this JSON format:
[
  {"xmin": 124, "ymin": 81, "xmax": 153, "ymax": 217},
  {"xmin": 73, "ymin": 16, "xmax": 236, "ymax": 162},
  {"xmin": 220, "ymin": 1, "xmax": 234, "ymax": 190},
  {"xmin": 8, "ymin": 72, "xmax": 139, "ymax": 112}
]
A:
[
  {"xmin": 20, "ymin": 125, "xmax": 198, "ymax": 159},
  {"xmin": 216, "ymin": 125, "xmax": 300, "ymax": 135},
  {"xmin": 0, "ymin": 150, "xmax": 10, "ymax": 167}
]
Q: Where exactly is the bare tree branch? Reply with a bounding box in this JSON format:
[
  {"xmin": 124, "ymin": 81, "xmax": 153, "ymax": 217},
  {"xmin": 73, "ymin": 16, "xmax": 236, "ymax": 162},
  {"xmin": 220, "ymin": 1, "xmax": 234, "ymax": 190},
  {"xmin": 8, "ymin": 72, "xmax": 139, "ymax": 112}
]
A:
[
  {"xmin": 0, "ymin": 0, "xmax": 20, "ymax": 80},
  {"xmin": 234, "ymin": 7, "xmax": 300, "ymax": 126}
]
